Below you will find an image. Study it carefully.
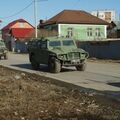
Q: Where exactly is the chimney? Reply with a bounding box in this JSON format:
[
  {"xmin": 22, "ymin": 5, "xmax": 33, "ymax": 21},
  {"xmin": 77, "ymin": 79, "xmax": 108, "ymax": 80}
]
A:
[{"xmin": 40, "ymin": 20, "xmax": 44, "ymax": 24}]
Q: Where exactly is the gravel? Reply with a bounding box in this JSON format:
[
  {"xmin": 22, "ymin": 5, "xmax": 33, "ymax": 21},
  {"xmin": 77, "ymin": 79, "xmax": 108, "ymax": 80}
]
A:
[{"xmin": 0, "ymin": 65, "xmax": 120, "ymax": 120}]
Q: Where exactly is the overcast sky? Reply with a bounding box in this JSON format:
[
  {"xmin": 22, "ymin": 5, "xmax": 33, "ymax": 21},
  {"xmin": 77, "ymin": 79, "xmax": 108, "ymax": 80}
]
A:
[{"xmin": 0, "ymin": 0, "xmax": 119, "ymax": 28}]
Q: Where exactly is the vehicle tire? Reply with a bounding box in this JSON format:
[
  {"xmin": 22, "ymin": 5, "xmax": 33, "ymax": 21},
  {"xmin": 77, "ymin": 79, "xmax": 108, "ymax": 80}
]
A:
[
  {"xmin": 4, "ymin": 53, "xmax": 8, "ymax": 60},
  {"xmin": 30, "ymin": 55, "xmax": 39, "ymax": 70},
  {"xmin": 49, "ymin": 58, "xmax": 61, "ymax": 73},
  {"xmin": 76, "ymin": 62, "xmax": 86, "ymax": 71}
]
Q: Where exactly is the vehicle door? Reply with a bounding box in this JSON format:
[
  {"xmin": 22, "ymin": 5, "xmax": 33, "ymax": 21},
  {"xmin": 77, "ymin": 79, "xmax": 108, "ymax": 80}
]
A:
[{"xmin": 37, "ymin": 40, "xmax": 49, "ymax": 64}]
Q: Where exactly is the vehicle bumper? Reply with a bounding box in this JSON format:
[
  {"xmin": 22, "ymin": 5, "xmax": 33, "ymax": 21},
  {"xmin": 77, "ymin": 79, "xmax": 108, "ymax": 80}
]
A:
[
  {"xmin": 62, "ymin": 59, "xmax": 85, "ymax": 67},
  {"xmin": 0, "ymin": 52, "xmax": 7, "ymax": 56}
]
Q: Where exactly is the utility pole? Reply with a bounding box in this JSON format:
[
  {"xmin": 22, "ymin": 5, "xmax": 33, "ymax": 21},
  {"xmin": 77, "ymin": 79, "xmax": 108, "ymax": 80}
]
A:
[
  {"xmin": 0, "ymin": 20, "xmax": 2, "ymax": 40},
  {"xmin": 34, "ymin": 0, "xmax": 38, "ymax": 38}
]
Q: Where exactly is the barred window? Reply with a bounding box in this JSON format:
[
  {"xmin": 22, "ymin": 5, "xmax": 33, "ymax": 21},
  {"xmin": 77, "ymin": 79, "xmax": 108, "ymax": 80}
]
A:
[
  {"xmin": 96, "ymin": 28, "xmax": 101, "ymax": 37},
  {"xmin": 87, "ymin": 28, "xmax": 92, "ymax": 36},
  {"xmin": 67, "ymin": 28, "xmax": 73, "ymax": 37}
]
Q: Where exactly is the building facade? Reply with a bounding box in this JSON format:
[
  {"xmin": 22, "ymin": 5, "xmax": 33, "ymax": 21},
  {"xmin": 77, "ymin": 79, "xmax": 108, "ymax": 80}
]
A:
[
  {"xmin": 44, "ymin": 24, "xmax": 107, "ymax": 41},
  {"xmin": 91, "ymin": 10, "xmax": 115, "ymax": 23}
]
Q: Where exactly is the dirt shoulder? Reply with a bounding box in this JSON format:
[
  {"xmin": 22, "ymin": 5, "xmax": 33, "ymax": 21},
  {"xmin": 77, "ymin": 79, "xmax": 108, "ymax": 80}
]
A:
[{"xmin": 0, "ymin": 65, "xmax": 120, "ymax": 120}]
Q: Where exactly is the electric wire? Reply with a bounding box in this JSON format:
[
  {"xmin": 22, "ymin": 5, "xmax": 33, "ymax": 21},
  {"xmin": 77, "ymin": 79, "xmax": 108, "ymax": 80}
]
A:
[
  {"xmin": 0, "ymin": 0, "xmax": 47, "ymax": 19},
  {"xmin": 0, "ymin": 1, "xmax": 33, "ymax": 19}
]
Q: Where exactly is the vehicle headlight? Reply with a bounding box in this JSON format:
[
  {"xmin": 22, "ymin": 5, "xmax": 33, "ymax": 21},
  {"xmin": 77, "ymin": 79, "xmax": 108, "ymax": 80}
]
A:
[
  {"xmin": 58, "ymin": 54, "xmax": 66, "ymax": 60},
  {"xmin": 4, "ymin": 50, "xmax": 8, "ymax": 53},
  {"xmin": 81, "ymin": 53, "xmax": 85, "ymax": 58}
]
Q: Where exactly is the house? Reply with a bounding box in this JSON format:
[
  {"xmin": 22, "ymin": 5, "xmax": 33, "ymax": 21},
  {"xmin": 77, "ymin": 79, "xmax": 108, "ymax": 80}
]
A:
[
  {"xmin": 107, "ymin": 21, "xmax": 120, "ymax": 38},
  {"xmin": 1, "ymin": 19, "xmax": 34, "ymax": 52},
  {"xmin": 39, "ymin": 10, "xmax": 109, "ymax": 41}
]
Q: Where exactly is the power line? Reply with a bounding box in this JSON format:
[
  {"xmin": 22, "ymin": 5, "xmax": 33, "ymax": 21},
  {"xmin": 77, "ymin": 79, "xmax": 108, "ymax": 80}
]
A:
[
  {"xmin": 0, "ymin": 0, "xmax": 48, "ymax": 20},
  {"xmin": 0, "ymin": 1, "xmax": 33, "ymax": 19}
]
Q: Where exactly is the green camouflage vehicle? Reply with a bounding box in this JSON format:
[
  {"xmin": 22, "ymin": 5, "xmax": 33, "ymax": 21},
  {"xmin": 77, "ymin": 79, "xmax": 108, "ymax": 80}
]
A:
[
  {"xmin": 0, "ymin": 40, "xmax": 8, "ymax": 60},
  {"xmin": 28, "ymin": 37, "xmax": 89, "ymax": 73}
]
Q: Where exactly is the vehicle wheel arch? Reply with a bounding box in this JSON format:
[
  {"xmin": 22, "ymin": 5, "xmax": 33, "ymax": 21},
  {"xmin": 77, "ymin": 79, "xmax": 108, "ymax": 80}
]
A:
[
  {"xmin": 29, "ymin": 52, "xmax": 34, "ymax": 62},
  {"xmin": 48, "ymin": 55, "xmax": 61, "ymax": 73}
]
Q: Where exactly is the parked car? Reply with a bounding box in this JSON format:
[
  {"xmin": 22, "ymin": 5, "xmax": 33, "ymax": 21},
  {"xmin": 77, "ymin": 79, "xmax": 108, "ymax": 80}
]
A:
[
  {"xmin": 28, "ymin": 37, "xmax": 89, "ymax": 73},
  {"xmin": 0, "ymin": 40, "xmax": 8, "ymax": 60}
]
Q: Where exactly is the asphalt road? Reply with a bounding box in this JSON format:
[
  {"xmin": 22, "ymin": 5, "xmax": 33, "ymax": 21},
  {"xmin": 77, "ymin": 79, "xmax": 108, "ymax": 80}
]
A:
[{"xmin": 0, "ymin": 52, "xmax": 120, "ymax": 92}]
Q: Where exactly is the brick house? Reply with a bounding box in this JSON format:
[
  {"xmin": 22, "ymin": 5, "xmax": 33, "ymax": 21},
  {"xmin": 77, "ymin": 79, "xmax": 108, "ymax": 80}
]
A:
[
  {"xmin": 1, "ymin": 19, "xmax": 34, "ymax": 52},
  {"xmin": 39, "ymin": 10, "xmax": 109, "ymax": 41}
]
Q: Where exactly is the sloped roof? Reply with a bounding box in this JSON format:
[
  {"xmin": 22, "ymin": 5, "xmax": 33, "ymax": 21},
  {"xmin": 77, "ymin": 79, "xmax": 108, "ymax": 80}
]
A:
[
  {"xmin": 11, "ymin": 28, "xmax": 34, "ymax": 38},
  {"xmin": 112, "ymin": 21, "xmax": 120, "ymax": 29},
  {"xmin": 2, "ymin": 19, "xmax": 34, "ymax": 30},
  {"xmin": 41, "ymin": 10, "xmax": 109, "ymax": 26}
]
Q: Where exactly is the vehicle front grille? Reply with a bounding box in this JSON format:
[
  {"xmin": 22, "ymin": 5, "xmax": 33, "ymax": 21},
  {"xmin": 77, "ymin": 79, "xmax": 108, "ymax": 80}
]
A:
[{"xmin": 68, "ymin": 52, "xmax": 80, "ymax": 60}]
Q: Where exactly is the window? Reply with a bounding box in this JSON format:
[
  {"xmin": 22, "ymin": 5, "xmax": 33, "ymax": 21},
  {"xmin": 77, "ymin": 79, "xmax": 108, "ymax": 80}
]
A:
[
  {"xmin": 49, "ymin": 41, "xmax": 61, "ymax": 47},
  {"xmin": 96, "ymin": 28, "xmax": 101, "ymax": 37},
  {"xmin": 87, "ymin": 28, "xmax": 92, "ymax": 37},
  {"xmin": 41, "ymin": 41, "xmax": 47, "ymax": 49},
  {"xmin": 37, "ymin": 41, "xmax": 41, "ymax": 47},
  {"xmin": 63, "ymin": 40, "xmax": 74, "ymax": 46},
  {"xmin": 0, "ymin": 41, "xmax": 5, "ymax": 46},
  {"xmin": 19, "ymin": 23, "xmax": 24, "ymax": 28},
  {"xmin": 67, "ymin": 28, "xmax": 73, "ymax": 37}
]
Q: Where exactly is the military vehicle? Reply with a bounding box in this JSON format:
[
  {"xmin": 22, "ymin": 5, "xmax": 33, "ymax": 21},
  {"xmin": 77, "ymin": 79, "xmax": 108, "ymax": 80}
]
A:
[
  {"xmin": 0, "ymin": 40, "xmax": 8, "ymax": 60},
  {"xmin": 28, "ymin": 37, "xmax": 89, "ymax": 73}
]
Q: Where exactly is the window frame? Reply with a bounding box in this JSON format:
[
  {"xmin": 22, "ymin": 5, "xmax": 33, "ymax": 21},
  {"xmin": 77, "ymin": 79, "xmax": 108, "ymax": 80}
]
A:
[
  {"xmin": 95, "ymin": 28, "xmax": 101, "ymax": 37},
  {"xmin": 87, "ymin": 28, "xmax": 93, "ymax": 37}
]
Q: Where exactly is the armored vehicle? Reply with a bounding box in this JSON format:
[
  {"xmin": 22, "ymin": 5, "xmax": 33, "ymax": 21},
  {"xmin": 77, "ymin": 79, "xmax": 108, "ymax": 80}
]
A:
[
  {"xmin": 28, "ymin": 37, "xmax": 89, "ymax": 73},
  {"xmin": 0, "ymin": 40, "xmax": 8, "ymax": 60}
]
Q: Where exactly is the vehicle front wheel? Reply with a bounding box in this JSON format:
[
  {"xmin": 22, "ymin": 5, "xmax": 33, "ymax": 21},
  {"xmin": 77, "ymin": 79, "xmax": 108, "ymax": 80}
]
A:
[
  {"xmin": 4, "ymin": 53, "xmax": 8, "ymax": 60},
  {"xmin": 49, "ymin": 58, "xmax": 61, "ymax": 73},
  {"xmin": 76, "ymin": 62, "xmax": 86, "ymax": 71},
  {"xmin": 30, "ymin": 55, "xmax": 39, "ymax": 70}
]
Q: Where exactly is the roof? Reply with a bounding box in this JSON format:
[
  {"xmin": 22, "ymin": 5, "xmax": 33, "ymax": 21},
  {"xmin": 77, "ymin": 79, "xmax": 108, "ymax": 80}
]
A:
[
  {"xmin": 112, "ymin": 21, "xmax": 120, "ymax": 29},
  {"xmin": 11, "ymin": 28, "xmax": 34, "ymax": 38},
  {"xmin": 41, "ymin": 10, "xmax": 109, "ymax": 26},
  {"xmin": 2, "ymin": 19, "xmax": 34, "ymax": 30}
]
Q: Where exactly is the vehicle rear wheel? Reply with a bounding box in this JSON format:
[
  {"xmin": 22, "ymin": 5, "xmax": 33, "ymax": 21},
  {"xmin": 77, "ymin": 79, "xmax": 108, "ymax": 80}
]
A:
[
  {"xmin": 49, "ymin": 58, "xmax": 61, "ymax": 73},
  {"xmin": 30, "ymin": 55, "xmax": 39, "ymax": 70},
  {"xmin": 76, "ymin": 62, "xmax": 86, "ymax": 71}
]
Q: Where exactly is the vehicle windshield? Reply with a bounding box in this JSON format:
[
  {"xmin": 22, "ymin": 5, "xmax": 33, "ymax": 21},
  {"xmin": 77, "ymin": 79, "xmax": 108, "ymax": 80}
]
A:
[
  {"xmin": 49, "ymin": 41, "xmax": 61, "ymax": 47},
  {"xmin": 0, "ymin": 41, "xmax": 5, "ymax": 46},
  {"xmin": 62, "ymin": 40, "xmax": 75, "ymax": 46}
]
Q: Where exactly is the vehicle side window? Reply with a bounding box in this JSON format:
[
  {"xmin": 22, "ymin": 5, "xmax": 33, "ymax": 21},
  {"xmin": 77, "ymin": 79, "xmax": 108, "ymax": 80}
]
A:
[
  {"xmin": 37, "ymin": 41, "xmax": 41, "ymax": 48},
  {"xmin": 32, "ymin": 41, "xmax": 37, "ymax": 47},
  {"xmin": 41, "ymin": 41, "xmax": 47, "ymax": 49},
  {"xmin": 49, "ymin": 41, "xmax": 61, "ymax": 47}
]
